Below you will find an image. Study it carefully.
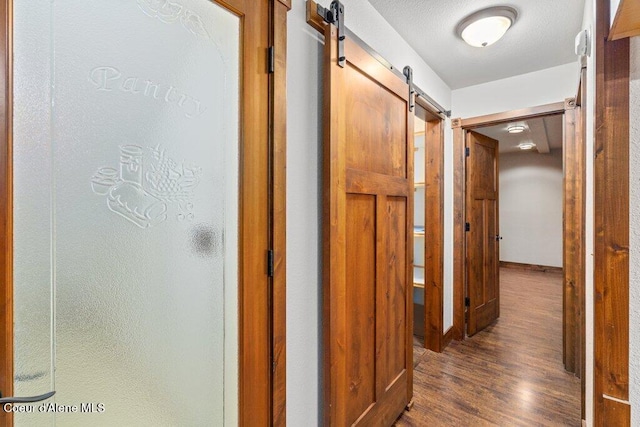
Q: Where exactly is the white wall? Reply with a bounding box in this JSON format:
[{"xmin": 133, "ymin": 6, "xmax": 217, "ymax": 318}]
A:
[
  {"xmin": 451, "ymin": 63, "xmax": 579, "ymax": 118},
  {"xmin": 286, "ymin": 5, "xmax": 323, "ymax": 425},
  {"xmin": 629, "ymin": 35, "xmax": 640, "ymax": 426},
  {"xmin": 610, "ymin": 0, "xmax": 621, "ymax": 27},
  {"xmin": 286, "ymin": 1, "xmax": 453, "ymax": 424},
  {"xmin": 499, "ymin": 150, "xmax": 564, "ymax": 267}
]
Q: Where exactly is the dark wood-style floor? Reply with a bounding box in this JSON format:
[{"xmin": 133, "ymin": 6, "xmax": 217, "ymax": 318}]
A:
[{"xmin": 396, "ymin": 268, "xmax": 581, "ymax": 426}]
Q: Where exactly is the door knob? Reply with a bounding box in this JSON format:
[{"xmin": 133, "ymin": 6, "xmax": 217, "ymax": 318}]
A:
[
  {"xmin": 0, "ymin": 390, "xmax": 55, "ymax": 403},
  {"xmin": 495, "ymin": 235, "xmax": 503, "ymax": 241}
]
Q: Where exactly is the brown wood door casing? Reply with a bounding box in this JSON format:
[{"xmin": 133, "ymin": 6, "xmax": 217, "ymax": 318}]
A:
[
  {"xmin": 413, "ymin": 102, "xmax": 446, "ymax": 353},
  {"xmin": 322, "ymin": 24, "xmax": 413, "ymax": 426},
  {"xmin": 562, "ymin": 96, "xmax": 585, "ymax": 404},
  {"xmin": 452, "ymin": 100, "xmax": 586, "ymax": 423},
  {"xmin": 465, "ymin": 131, "xmax": 500, "ymax": 336},
  {"xmin": 594, "ymin": 0, "xmax": 631, "ymax": 423}
]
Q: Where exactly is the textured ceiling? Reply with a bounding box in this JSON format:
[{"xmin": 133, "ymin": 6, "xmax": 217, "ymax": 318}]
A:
[
  {"xmin": 476, "ymin": 114, "xmax": 563, "ymax": 154},
  {"xmin": 367, "ymin": 0, "xmax": 585, "ymax": 89}
]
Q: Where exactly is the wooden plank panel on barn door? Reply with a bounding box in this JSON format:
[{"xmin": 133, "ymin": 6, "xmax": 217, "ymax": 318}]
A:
[{"xmin": 322, "ymin": 23, "xmax": 413, "ymax": 426}]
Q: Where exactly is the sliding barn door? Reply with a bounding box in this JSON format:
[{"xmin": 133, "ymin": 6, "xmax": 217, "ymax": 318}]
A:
[
  {"xmin": 466, "ymin": 131, "xmax": 500, "ymax": 336},
  {"xmin": 322, "ymin": 25, "xmax": 413, "ymax": 426}
]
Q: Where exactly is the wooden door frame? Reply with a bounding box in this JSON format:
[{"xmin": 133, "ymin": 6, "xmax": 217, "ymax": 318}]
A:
[
  {"xmin": 0, "ymin": 1, "xmax": 289, "ymax": 426},
  {"xmin": 451, "ymin": 2, "xmax": 633, "ymax": 423},
  {"xmin": 452, "ymin": 100, "xmax": 585, "ymax": 420},
  {"xmin": 271, "ymin": 2, "xmax": 290, "ymax": 425},
  {"xmin": 564, "ymin": 92, "xmax": 586, "ymax": 418},
  {"xmin": 451, "ymin": 100, "xmax": 567, "ymax": 341},
  {"xmin": 413, "ymin": 99, "xmax": 446, "ymax": 352},
  {"xmin": 594, "ymin": 0, "xmax": 630, "ymax": 423}
]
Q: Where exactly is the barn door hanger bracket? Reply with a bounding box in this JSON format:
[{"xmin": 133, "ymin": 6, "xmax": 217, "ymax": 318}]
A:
[
  {"xmin": 332, "ymin": 1, "xmax": 345, "ymax": 67},
  {"xmin": 403, "ymin": 66, "xmax": 415, "ymax": 112},
  {"xmin": 317, "ymin": 1, "xmax": 346, "ymax": 67}
]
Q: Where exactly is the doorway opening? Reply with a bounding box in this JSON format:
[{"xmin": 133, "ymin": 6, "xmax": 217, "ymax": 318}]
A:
[
  {"xmin": 450, "ymin": 99, "xmax": 586, "ymax": 422},
  {"xmin": 412, "ymin": 100, "xmax": 447, "ymax": 352}
]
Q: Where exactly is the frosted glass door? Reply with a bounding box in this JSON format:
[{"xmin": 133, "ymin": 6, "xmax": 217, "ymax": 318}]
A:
[{"xmin": 13, "ymin": 0, "xmax": 239, "ymax": 425}]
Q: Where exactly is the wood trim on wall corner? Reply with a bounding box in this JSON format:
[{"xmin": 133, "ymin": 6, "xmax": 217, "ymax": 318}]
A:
[
  {"xmin": 594, "ymin": 0, "xmax": 631, "ymax": 424},
  {"xmin": 578, "ymin": 68, "xmax": 587, "ymax": 420},
  {"xmin": 562, "ymin": 95, "xmax": 585, "ymax": 398}
]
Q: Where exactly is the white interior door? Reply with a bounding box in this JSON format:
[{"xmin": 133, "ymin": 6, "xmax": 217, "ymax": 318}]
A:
[{"xmin": 12, "ymin": 0, "xmax": 239, "ymax": 425}]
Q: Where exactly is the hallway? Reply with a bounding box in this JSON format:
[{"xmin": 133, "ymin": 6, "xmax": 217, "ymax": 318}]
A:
[{"xmin": 396, "ymin": 268, "xmax": 581, "ymax": 426}]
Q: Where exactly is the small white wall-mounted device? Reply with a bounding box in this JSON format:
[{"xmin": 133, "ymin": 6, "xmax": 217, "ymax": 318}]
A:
[{"xmin": 575, "ymin": 29, "xmax": 591, "ymax": 57}]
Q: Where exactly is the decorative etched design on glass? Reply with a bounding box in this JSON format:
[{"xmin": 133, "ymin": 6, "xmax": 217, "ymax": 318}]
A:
[
  {"xmin": 137, "ymin": 0, "xmax": 182, "ymax": 23},
  {"xmin": 14, "ymin": 371, "xmax": 47, "ymax": 383},
  {"xmin": 88, "ymin": 66, "xmax": 208, "ymax": 119},
  {"xmin": 91, "ymin": 145, "xmax": 201, "ymax": 228},
  {"xmin": 137, "ymin": 0, "xmax": 211, "ymax": 40},
  {"xmin": 180, "ymin": 10, "xmax": 210, "ymax": 38},
  {"xmin": 146, "ymin": 144, "xmax": 201, "ymax": 221}
]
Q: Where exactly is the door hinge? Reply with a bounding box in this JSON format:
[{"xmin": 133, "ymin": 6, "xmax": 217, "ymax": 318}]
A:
[
  {"xmin": 267, "ymin": 46, "xmax": 275, "ymax": 74},
  {"xmin": 465, "ymin": 297, "xmax": 470, "ymax": 307},
  {"xmin": 465, "ymin": 147, "xmax": 470, "ymax": 157},
  {"xmin": 465, "ymin": 222, "xmax": 470, "ymax": 232},
  {"xmin": 267, "ymin": 250, "xmax": 275, "ymax": 277}
]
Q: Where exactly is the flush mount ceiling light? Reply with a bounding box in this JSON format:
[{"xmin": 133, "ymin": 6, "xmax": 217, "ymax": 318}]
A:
[
  {"xmin": 517, "ymin": 142, "xmax": 536, "ymax": 150},
  {"xmin": 457, "ymin": 6, "xmax": 518, "ymax": 48},
  {"xmin": 507, "ymin": 124, "xmax": 525, "ymax": 133}
]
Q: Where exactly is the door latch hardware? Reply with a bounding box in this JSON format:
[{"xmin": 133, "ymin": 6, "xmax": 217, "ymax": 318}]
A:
[
  {"xmin": 465, "ymin": 147, "xmax": 470, "ymax": 157},
  {"xmin": 465, "ymin": 222, "xmax": 470, "ymax": 232},
  {"xmin": 465, "ymin": 297, "xmax": 470, "ymax": 307}
]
